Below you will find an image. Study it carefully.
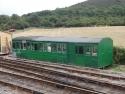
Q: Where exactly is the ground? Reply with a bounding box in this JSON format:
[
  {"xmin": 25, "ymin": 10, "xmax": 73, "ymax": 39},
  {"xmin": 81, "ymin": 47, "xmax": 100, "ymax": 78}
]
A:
[{"xmin": 108, "ymin": 64, "xmax": 125, "ymax": 72}]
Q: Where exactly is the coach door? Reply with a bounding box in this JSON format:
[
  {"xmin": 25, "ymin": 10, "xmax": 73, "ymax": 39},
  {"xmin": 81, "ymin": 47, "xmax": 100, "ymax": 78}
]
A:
[
  {"xmin": 75, "ymin": 44, "xmax": 98, "ymax": 67},
  {"xmin": 75, "ymin": 44, "xmax": 86, "ymax": 66}
]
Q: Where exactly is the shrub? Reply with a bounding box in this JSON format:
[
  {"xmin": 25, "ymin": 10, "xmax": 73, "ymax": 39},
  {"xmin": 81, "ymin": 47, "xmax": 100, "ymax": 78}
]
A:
[{"xmin": 113, "ymin": 47, "xmax": 125, "ymax": 64}]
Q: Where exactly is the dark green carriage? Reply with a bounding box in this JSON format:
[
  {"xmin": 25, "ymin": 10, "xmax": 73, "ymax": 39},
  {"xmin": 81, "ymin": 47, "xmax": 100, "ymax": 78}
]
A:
[{"xmin": 12, "ymin": 36, "xmax": 113, "ymax": 68}]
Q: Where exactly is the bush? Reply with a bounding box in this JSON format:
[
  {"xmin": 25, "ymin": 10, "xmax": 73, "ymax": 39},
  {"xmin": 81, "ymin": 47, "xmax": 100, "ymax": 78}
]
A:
[{"xmin": 113, "ymin": 47, "xmax": 125, "ymax": 64}]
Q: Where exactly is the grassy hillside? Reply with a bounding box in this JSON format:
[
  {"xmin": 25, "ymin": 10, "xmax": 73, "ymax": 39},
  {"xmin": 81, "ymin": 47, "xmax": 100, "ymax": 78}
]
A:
[
  {"xmin": 1, "ymin": 0, "xmax": 125, "ymax": 30},
  {"xmin": 74, "ymin": 0, "xmax": 125, "ymax": 7},
  {"xmin": 13, "ymin": 26, "xmax": 125, "ymax": 48}
]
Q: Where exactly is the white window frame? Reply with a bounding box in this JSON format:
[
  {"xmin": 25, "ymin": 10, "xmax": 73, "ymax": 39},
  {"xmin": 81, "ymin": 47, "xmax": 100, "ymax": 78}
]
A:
[{"xmin": 92, "ymin": 46, "xmax": 97, "ymax": 56}]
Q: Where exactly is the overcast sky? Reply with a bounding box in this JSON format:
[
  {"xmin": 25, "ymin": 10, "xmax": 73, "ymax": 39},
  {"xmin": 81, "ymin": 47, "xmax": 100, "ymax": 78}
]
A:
[{"xmin": 0, "ymin": 0, "xmax": 87, "ymax": 16}]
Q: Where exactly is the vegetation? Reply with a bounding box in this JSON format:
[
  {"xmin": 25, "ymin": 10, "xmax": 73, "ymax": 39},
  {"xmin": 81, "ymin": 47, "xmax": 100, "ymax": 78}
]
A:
[
  {"xmin": 110, "ymin": 65, "xmax": 125, "ymax": 72},
  {"xmin": 1, "ymin": 0, "xmax": 125, "ymax": 30},
  {"xmin": 114, "ymin": 47, "xmax": 125, "ymax": 64},
  {"xmin": 109, "ymin": 46, "xmax": 125, "ymax": 72},
  {"xmin": 0, "ymin": 14, "xmax": 29, "ymax": 31}
]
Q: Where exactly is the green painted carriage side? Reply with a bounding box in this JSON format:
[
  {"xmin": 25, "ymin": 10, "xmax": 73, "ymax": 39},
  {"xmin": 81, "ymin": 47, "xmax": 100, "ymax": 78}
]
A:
[
  {"xmin": 67, "ymin": 43, "xmax": 75, "ymax": 65},
  {"xmin": 74, "ymin": 43, "xmax": 98, "ymax": 68},
  {"xmin": 13, "ymin": 41, "xmax": 99, "ymax": 68},
  {"xmin": 17, "ymin": 50, "xmax": 68, "ymax": 63},
  {"xmin": 67, "ymin": 39, "xmax": 113, "ymax": 68},
  {"xmin": 13, "ymin": 40, "xmax": 68, "ymax": 64},
  {"xmin": 98, "ymin": 38, "xmax": 113, "ymax": 68},
  {"xmin": 12, "ymin": 37, "xmax": 113, "ymax": 68}
]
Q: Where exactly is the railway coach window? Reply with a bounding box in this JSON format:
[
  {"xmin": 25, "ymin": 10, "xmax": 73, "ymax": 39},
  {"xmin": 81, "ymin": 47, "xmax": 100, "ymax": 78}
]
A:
[
  {"xmin": 43, "ymin": 43, "xmax": 47, "ymax": 52},
  {"xmin": 31, "ymin": 43, "xmax": 39, "ymax": 51},
  {"xmin": 20, "ymin": 43, "xmax": 26, "ymax": 50},
  {"xmin": 30, "ymin": 43, "xmax": 34, "ymax": 50},
  {"xmin": 39, "ymin": 43, "xmax": 43, "ymax": 51},
  {"xmin": 21, "ymin": 40, "xmax": 27, "ymax": 50},
  {"xmin": 34, "ymin": 44, "xmax": 39, "ymax": 51},
  {"xmin": 51, "ymin": 44, "xmax": 57, "ymax": 52},
  {"xmin": 62, "ymin": 44, "xmax": 66, "ymax": 53},
  {"xmin": 92, "ymin": 46, "xmax": 97, "ymax": 56},
  {"xmin": 57, "ymin": 44, "xmax": 61, "ymax": 53},
  {"xmin": 47, "ymin": 43, "xmax": 51, "ymax": 52},
  {"xmin": 75, "ymin": 46, "xmax": 84, "ymax": 54},
  {"xmin": 23, "ymin": 43, "xmax": 26, "ymax": 50},
  {"xmin": 26, "ymin": 42, "xmax": 31, "ymax": 50},
  {"xmin": 85, "ymin": 46, "xmax": 91, "ymax": 56},
  {"xmin": 12, "ymin": 42, "xmax": 16, "ymax": 49},
  {"xmin": 57, "ymin": 43, "xmax": 66, "ymax": 53},
  {"xmin": 39, "ymin": 43, "xmax": 47, "ymax": 52},
  {"xmin": 16, "ymin": 42, "xmax": 21, "ymax": 49}
]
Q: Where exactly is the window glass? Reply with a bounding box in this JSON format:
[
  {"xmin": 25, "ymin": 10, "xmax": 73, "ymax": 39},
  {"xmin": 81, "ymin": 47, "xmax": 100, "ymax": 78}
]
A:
[
  {"xmin": 34, "ymin": 44, "xmax": 38, "ymax": 50},
  {"xmin": 20, "ymin": 42, "xmax": 23, "ymax": 49},
  {"xmin": 85, "ymin": 46, "xmax": 91, "ymax": 56},
  {"xmin": 62, "ymin": 44, "xmax": 66, "ymax": 53},
  {"xmin": 19, "ymin": 40, "xmax": 27, "ymax": 50},
  {"xmin": 30, "ymin": 43, "xmax": 40, "ymax": 51},
  {"xmin": 20, "ymin": 43, "xmax": 26, "ymax": 50},
  {"xmin": 79, "ymin": 46, "xmax": 84, "ymax": 54},
  {"xmin": 16, "ymin": 42, "xmax": 20, "ymax": 49},
  {"xmin": 27, "ymin": 42, "xmax": 31, "ymax": 50},
  {"xmin": 43, "ymin": 43, "xmax": 47, "ymax": 52},
  {"xmin": 39, "ymin": 43, "xmax": 43, "ymax": 51},
  {"xmin": 57, "ymin": 44, "xmax": 61, "ymax": 53},
  {"xmin": 31, "ymin": 43, "xmax": 35, "ymax": 50},
  {"xmin": 52, "ymin": 44, "xmax": 57, "ymax": 52},
  {"xmin": 75, "ymin": 45, "xmax": 84, "ymax": 54},
  {"xmin": 23, "ymin": 43, "xmax": 26, "ymax": 50},
  {"xmin": 13, "ymin": 42, "xmax": 16, "ymax": 49},
  {"xmin": 75, "ymin": 46, "xmax": 78, "ymax": 54},
  {"xmin": 92, "ymin": 45, "xmax": 97, "ymax": 56},
  {"xmin": 47, "ymin": 43, "xmax": 51, "ymax": 52},
  {"xmin": 57, "ymin": 43, "xmax": 66, "ymax": 53}
]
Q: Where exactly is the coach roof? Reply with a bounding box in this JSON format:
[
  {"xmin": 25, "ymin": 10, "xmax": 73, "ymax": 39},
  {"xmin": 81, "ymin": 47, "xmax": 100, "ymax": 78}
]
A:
[{"xmin": 13, "ymin": 36, "xmax": 109, "ymax": 43}]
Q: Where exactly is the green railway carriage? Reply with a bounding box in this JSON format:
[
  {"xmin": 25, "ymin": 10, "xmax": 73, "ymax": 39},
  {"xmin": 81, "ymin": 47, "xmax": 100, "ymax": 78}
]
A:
[{"xmin": 12, "ymin": 36, "xmax": 113, "ymax": 68}]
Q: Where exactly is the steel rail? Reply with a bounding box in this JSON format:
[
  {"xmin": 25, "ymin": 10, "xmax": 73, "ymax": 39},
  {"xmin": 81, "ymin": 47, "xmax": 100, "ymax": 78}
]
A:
[
  {"xmin": 1, "ymin": 59, "xmax": 125, "ymax": 93},
  {"xmin": 0, "ymin": 69, "xmax": 102, "ymax": 94},
  {"xmin": 5, "ymin": 57, "xmax": 125, "ymax": 80}
]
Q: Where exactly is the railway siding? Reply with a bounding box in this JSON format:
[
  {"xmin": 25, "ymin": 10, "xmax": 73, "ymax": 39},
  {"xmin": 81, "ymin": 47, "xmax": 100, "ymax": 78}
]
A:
[
  {"xmin": 0, "ymin": 57, "xmax": 125, "ymax": 94},
  {"xmin": 0, "ymin": 70, "xmax": 93, "ymax": 94},
  {"xmin": 0, "ymin": 62, "xmax": 105, "ymax": 94}
]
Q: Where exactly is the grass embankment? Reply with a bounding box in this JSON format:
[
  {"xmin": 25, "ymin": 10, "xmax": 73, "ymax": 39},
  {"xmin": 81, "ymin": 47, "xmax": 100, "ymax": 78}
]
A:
[
  {"xmin": 13, "ymin": 26, "xmax": 125, "ymax": 48},
  {"xmin": 108, "ymin": 47, "xmax": 125, "ymax": 72}
]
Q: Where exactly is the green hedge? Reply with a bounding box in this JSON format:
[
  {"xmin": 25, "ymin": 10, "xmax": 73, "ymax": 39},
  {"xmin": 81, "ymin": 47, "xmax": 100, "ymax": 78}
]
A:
[{"xmin": 113, "ymin": 47, "xmax": 125, "ymax": 64}]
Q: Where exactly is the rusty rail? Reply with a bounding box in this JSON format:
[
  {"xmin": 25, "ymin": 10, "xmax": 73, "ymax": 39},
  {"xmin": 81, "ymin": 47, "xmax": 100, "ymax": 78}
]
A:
[{"xmin": 0, "ymin": 57, "xmax": 125, "ymax": 94}]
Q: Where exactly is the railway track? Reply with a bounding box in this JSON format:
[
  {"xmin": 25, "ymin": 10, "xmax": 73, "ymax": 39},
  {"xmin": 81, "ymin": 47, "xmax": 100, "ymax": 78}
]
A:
[
  {"xmin": 0, "ymin": 62, "xmax": 105, "ymax": 94},
  {"xmin": 0, "ymin": 82, "xmax": 32, "ymax": 94},
  {"xmin": 0, "ymin": 70, "xmax": 94, "ymax": 94},
  {"xmin": 0, "ymin": 79, "xmax": 35, "ymax": 94},
  {"xmin": 0, "ymin": 57, "xmax": 105, "ymax": 94},
  {"xmin": 3, "ymin": 57, "xmax": 125, "ymax": 82},
  {"xmin": 0, "ymin": 57, "xmax": 125, "ymax": 94},
  {"xmin": 18, "ymin": 58, "xmax": 125, "ymax": 79},
  {"xmin": 5, "ymin": 57, "xmax": 125, "ymax": 79}
]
